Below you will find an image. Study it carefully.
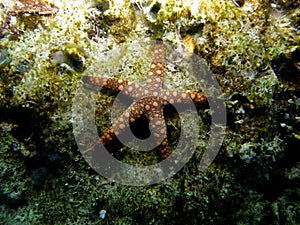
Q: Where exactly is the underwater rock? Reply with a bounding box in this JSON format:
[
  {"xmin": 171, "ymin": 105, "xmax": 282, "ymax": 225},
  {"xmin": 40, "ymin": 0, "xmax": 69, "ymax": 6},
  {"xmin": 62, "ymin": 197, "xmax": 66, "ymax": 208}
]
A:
[
  {"xmin": 15, "ymin": 62, "xmax": 31, "ymax": 73},
  {"xmin": 0, "ymin": 0, "xmax": 299, "ymax": 224},
  {"xmin": 0, "ymin": 49, "xmax": 10, "ymax": 67},
  {"xmin": 31, "ymin": 167, "xmax": 47, "ymax": 187},
  {"xmin": 271, "ymin": 48, "xmax": 300, "ymax": 89},
  {"xmin": 0, "ymin": 0, "xmax": 59, "ymax": 37}
]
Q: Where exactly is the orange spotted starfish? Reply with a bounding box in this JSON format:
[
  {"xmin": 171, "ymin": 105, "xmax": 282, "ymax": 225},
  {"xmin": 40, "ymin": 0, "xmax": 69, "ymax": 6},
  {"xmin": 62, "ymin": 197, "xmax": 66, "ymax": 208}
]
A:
[{"xmin": 83, "ymin": 40, "xmax": 207, "ymax": 159}]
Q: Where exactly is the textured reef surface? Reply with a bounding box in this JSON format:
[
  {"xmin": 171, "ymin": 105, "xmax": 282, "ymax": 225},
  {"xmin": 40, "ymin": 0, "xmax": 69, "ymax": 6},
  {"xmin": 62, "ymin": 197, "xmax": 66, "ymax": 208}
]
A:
[{"xmin": 0, "ymin": 0, "xmax": 299, "ymax": 224}]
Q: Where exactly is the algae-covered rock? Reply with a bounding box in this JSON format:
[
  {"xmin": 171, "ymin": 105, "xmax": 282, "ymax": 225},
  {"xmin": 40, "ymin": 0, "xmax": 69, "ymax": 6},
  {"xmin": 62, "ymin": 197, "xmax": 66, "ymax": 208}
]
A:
[{"xmin": 0, "ymin": 0, "xmax": 299, "ymax": 224}]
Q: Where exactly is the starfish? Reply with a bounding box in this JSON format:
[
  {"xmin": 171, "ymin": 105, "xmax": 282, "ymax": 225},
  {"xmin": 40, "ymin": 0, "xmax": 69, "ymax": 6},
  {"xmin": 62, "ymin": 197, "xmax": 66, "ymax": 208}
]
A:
[{"xmin": 82, "ymin": 40, "xmax": 207, "ymax": 159}]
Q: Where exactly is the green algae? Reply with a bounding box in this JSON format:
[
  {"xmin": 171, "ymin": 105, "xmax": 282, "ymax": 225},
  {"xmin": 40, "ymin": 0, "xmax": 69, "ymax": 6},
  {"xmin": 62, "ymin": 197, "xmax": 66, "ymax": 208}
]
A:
[{"xmin": 0, "ymin": 0, "xmax": 299, "ymax": 224}]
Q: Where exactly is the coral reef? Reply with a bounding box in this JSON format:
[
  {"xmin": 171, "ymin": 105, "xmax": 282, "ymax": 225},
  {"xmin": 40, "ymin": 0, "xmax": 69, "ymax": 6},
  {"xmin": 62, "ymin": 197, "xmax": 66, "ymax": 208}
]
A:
[
  {"xmin": 0, "ymin": 0, "xmax": 299, "ymax": 224},
  {"xmin": 0, "ymin": 0, "xmax": 59, "ymax": 37}
]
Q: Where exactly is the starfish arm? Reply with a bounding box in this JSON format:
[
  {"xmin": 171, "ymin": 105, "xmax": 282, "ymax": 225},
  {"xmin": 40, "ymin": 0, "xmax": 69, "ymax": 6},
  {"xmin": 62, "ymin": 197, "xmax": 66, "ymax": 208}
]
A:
[
  {"xmin": 145, "ymin": 97, "xmax": 169, "ymax": 159},
  {"xmin": 187, "ymin": 92, "xmax": 207, "ymax": 104},
  {"xmin": 82, "ymin": 76, "xmax": 129, "ymax": 92},
  {"xmin": 145, "ymin": 40, "xmax": 165, "ymax": 88},
  {"xmin": 146, "ymin": 104, "xmax": 166, "ymax": 141},
  {"xmin": 99, "ymin": 126, "xmax": 116, "ymax": 146},
  {"xmin": 158, "ymin": 136, "xmax": 169, "ymax": 159},
  {"xmin": 160, "ymin": 90, "xmax": 207, "ymax": 106},
  {"xmin": 100, "ymin": 101, "xmax": 146, "ymax": 146}
]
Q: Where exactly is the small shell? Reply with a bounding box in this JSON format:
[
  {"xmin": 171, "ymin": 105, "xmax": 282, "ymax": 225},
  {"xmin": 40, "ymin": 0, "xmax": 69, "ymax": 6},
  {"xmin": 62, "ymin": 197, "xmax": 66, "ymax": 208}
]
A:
[
  {"xmin": 232, "ymin": 0, "xmax": 245, "ymax": 7},
  {"xmin": 182, "ymin": 35, "xmax": 196, "ymax": 54},
  {"xmin": 99, "ymin": 209, "xmax": 106, "ymax": 219},
  {"xmin": 51, "ymin": 50, "xmax": 85, "ymax": 73}
]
